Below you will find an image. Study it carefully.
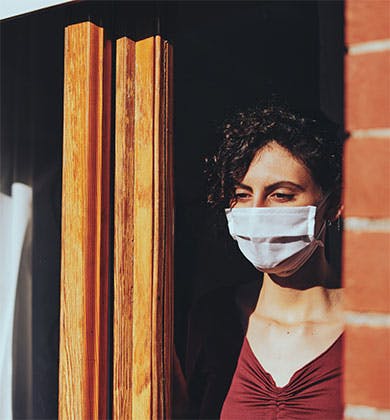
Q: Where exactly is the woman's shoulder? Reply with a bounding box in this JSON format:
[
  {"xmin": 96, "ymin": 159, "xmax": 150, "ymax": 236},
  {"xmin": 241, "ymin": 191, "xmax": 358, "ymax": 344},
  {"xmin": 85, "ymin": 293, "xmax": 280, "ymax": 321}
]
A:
[
  {"xmin": 185, "ymin": 279, "xmax": 262, "ymax": 374},
  {"xmin": 185, "ymin": 280, "xmax": 261, "ymax": 419},
  {"xmin": 188, "ymin": 279, "xmax": 262, "ymax": 335}
]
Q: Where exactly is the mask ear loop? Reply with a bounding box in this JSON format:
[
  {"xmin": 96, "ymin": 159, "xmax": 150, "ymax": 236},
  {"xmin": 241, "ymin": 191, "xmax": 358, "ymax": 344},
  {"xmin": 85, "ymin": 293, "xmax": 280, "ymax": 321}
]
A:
[
  {"xmin": 316, "ymin": 192, "xmax": 332, "ymax": 240},
  {"xmin": 317, "ymin": 191, "xmax": 332, "ymax": 212},
  {"xmin": 315, "ymin": 221, "xmax": 327, "ymax": 247}
]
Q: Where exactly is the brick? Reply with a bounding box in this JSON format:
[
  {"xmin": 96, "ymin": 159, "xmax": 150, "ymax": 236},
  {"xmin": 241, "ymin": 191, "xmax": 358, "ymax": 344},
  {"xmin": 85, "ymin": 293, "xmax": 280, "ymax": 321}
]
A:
[
  {"xmin": 344, "ymin": 326, "xmax": 390, "ymax": 408},
  {"xmin": 343, "ymin": 137, "xmax": 390, "ymax": 218},
  {"xmin": 345, "ymin": 0, "xmax": 390, "ymax": 45},
  {"xmin": 343, "ymin": 231, "xmax": 390, "ymax": 313},
  {"xmin": 345, "ymin": 51, "xmax": 390, "ymax": 131}
]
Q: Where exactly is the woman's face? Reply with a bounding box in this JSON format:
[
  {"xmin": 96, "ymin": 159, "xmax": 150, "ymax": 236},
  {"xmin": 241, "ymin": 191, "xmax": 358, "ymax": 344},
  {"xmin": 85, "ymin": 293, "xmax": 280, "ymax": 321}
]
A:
[{"xmin": 233, "ymin": 141, "xmax": 323, "ymax": 208}]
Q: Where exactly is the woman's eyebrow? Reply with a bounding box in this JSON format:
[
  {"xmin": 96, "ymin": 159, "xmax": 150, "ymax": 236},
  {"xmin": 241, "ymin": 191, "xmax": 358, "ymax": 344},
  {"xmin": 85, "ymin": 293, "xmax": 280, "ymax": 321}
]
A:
[
  {"xmin": 265, "ymin": 181, "xmax": 305, "ymax": 193},
  {"xmin": 235, "ymin": 181, "xmax": 304, "ymax": 193},
  {"xmin": 235, "ymin": 183, "xmax": 253, "ymax": 192}
]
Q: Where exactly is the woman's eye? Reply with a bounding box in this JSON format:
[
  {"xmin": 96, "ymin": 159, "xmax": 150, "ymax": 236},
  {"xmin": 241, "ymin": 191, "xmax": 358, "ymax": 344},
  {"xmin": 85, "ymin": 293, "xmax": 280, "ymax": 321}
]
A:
[
  {"xmin": 271, "ymin": 192, "xmax": 295, "ymax": 202},
  {"xmin": 234, "ymin": 192, "xmax": 251, "ymax": 200}
]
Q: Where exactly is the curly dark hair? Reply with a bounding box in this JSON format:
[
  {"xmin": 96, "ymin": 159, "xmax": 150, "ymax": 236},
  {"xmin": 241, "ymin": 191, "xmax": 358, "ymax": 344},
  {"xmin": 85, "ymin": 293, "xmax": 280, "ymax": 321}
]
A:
[{"xmin": 206, "ymin": 102, "xmax": 343, "ymax": 211}]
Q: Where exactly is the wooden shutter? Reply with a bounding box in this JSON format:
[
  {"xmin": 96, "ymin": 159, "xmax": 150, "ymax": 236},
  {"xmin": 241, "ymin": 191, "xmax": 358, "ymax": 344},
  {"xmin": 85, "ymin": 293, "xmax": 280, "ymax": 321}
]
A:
[
  {"xmin": 59, "ymin": 18, "xmax": 173, "ymax": 420},
  {"xmin": 113, "ymin": 35, "xmax": 174, "ymax": 420},
  {"xmin": 59, "ymin": 21, "xmax": 112, "ymax": 419}
]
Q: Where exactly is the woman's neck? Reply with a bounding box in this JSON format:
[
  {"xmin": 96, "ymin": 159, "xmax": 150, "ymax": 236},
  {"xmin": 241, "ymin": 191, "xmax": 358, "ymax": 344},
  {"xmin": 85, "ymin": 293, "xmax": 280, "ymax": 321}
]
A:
[{"xmin": 253, "ymin": 250, "xmax": 342, "ymax": 325}]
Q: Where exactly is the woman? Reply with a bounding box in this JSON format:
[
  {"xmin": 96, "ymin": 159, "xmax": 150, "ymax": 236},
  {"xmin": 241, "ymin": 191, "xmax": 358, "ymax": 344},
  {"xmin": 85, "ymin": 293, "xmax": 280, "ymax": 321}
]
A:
[{"xmin": 185, "ymin": 102, "xmax": 344, "ymax": 419}]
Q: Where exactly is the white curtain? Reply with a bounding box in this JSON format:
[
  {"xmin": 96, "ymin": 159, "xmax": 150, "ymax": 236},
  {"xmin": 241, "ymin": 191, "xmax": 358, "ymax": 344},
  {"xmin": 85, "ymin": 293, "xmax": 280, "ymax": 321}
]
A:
[{"xmin": 0, "ymin": 183, "xmax": 32, "ymax": 420}]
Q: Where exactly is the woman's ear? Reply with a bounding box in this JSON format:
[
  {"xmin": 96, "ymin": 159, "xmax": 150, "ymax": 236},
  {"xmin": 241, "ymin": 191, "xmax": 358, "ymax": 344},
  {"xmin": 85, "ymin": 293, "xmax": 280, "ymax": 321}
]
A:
[
  {"xmin": 324, "ymin": 191, "xmax": 343, "ymax": 222},
  {"xmin": 333, "ymin": 204, "xmax": 344, "ymax": 221}
]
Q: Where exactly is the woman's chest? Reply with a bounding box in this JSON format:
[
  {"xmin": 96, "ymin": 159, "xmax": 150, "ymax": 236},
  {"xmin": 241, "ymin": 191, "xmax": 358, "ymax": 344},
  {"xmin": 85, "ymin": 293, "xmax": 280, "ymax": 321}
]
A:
[{"xmin": 246, "ymin": 318, "xmax": 343, "ymax": 387}]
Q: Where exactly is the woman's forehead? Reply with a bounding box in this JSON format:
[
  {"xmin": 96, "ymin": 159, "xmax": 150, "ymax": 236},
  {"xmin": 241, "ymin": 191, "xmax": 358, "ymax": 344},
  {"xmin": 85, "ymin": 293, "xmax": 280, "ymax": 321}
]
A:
[{"xmin": 243, "ymin": 142, "xmax": 314, "ymax": 186}]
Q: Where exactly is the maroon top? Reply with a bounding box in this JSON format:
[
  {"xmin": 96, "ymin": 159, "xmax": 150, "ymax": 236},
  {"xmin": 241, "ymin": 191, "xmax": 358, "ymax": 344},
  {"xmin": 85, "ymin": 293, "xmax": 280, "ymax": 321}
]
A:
[{"xmin": 221, "ymin": 335, "xmax": 343, "ymax": 420}]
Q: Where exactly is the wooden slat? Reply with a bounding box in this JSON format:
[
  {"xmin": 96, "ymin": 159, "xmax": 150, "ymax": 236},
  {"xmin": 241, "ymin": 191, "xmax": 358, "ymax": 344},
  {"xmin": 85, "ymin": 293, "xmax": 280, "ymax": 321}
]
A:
[
  {"xmin": 152, "ymin": 35, "xmax": 163, "ymax": 420},
  {"xmin": 59, "ymin": 22, "xmax": 111, "ymax": 420},
  {"xmin": 113, "ymin": 36, "xmax": 136, "ymax": 419},
  {"xmin": 113, "ymin": 35, "xmax": 174, "ymax": 420},
  {"xmin": 152, "ymin": 37, "xmax": 174, "ymax": 420},
  {"xmin": 162, "ymin": 39, "xmax": 174, "ymax": 420},
  {"xmin": 132, "ymin": 36, "xmax": 155, "ymax": 419}
]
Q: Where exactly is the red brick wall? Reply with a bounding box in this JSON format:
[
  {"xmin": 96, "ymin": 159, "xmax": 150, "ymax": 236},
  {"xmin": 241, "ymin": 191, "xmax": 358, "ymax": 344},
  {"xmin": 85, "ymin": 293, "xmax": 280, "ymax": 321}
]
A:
[{"xmin": 343, "ymin": 1, "xmax": 390, "ymax": 419}]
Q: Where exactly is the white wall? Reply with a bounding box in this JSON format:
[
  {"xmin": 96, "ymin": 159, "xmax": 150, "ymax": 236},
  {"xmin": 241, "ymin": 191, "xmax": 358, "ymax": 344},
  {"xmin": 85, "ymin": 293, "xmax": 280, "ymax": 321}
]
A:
[{"xmin": 1, "ymin": 0, "xmax": 73, "ymax": 20}]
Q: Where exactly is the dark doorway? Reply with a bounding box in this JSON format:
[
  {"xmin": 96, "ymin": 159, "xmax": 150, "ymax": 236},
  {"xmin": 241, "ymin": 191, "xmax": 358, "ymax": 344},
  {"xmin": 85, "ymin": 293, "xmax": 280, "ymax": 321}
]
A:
[{"xmin": 173, "ymin": 0, "xmax": 344, "ymax": 369}]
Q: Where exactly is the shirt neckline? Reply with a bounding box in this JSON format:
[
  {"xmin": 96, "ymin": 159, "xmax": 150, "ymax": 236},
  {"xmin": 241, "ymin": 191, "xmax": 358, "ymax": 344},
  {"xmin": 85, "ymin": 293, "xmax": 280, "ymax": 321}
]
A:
[{"xmin": 244, "ymin": 332, "xmax": 343, "ymax": 390}]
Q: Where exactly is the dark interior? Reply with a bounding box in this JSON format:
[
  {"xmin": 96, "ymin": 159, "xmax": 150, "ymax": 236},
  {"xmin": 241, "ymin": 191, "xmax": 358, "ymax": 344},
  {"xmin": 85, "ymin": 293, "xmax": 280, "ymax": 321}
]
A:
[
  {"xmin": 1, "ymin": 6, "xmax": 65, "ymax": 419},
  {"xmin": 172, "ymin": 0, "xmax": 344, "ymax": 365}
]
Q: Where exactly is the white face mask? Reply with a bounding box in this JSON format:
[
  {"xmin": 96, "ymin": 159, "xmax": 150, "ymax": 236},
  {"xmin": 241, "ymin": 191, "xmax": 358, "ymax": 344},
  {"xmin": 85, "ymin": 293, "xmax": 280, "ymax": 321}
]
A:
[{"xmin": 225, "ymin": 199, "xmax": 327, "ymax": 277}]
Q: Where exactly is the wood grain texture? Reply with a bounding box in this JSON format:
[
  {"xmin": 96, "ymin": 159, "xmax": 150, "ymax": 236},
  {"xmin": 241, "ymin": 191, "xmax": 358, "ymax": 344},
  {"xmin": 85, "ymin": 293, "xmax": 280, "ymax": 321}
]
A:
[
  {"xmin": 162, "ymin": 40, "xmax": 174, "ymax": 420},
  {"xmin": 132, "ymin": 36, "xmax": 155, "ymax": 419},
  {"xmin": 152, "ymin": 37, "xmax": 174, "ymax": 420},
  {"xmin": 59, "ymin": 22, "xmax": 111, "ymax": 420},
  {"xmin": 152, "ymin": 35, "xmax": 162, "ymax": 420},
  {"xmin": 113, "ymin": 36, "xmax": 136, "ymax": 419},
  {"xmin": 113, "ymin": 35, "xmax": 174, "ymax": 420}
]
